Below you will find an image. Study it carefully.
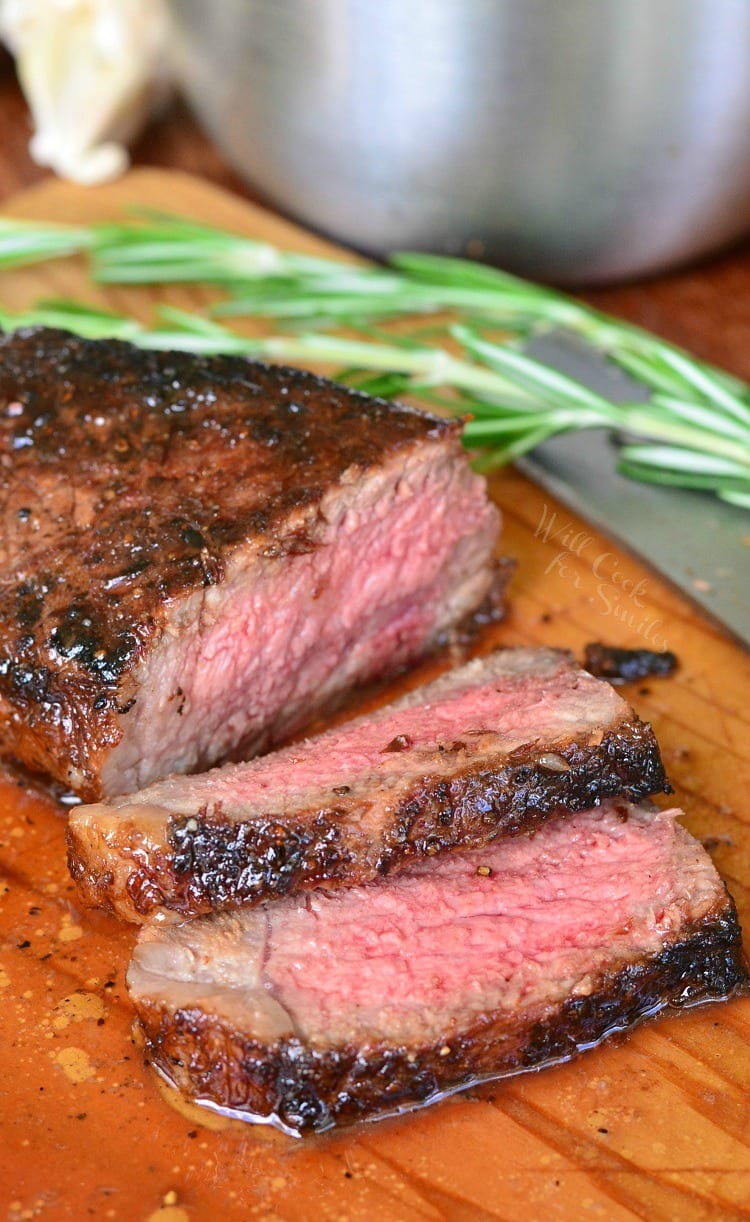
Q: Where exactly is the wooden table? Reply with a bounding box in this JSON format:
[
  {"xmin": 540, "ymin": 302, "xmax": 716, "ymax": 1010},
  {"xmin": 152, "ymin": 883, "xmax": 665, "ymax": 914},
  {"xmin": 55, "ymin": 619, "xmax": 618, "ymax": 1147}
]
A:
[{"xmin": 1, "ymin": 55, "xmax": 749, "ymax": 1222}]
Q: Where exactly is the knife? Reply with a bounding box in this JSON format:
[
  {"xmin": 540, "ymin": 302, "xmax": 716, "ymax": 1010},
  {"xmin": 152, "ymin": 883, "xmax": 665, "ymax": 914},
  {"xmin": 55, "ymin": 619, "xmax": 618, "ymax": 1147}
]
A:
[{"xmin": 519, "ymin": 332, "xmax": 749, "ymax": 649}]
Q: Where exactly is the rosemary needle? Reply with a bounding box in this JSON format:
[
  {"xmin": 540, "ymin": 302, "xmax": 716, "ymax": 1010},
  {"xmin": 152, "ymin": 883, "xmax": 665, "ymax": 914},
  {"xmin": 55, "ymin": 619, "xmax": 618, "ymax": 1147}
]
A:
[{"xmin": 0, "ymin": 211, "xmax": 748, "ymax": 508}]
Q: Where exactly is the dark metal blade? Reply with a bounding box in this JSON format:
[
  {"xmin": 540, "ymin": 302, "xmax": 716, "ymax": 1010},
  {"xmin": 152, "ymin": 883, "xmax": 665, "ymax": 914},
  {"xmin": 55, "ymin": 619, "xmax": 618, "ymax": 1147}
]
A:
[{"xmin": 519, "ymin": 333, "xmax": 750, "ymax": 649}]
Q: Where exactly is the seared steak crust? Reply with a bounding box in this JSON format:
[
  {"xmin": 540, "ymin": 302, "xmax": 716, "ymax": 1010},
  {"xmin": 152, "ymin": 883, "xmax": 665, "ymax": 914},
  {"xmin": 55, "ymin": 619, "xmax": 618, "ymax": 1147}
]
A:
[
  {"xmin": 67, "ymin": 648, "xmax": 669, "ymax": 921},
  {"xmin": 134, "ymin": 909, "xmax": 747, "ymax": 1134},
  {"xmin": 0, "ymin": 327, "xmax": 500, "ymax": 797},
  {"xmin": 171, "ymin": 716, "xmax": 669, "ymax": 887},
  {"xmin": 71, "ymin": 714, "xmax": 667, "ymax": 920},
  {"xmin": 133, "ymin": 901, "xmax": 747, "ymax": 1136}
]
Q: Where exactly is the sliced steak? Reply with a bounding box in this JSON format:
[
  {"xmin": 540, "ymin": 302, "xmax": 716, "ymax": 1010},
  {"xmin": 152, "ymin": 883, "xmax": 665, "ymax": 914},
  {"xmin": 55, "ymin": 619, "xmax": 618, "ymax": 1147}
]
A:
[
  {"xmin": 69, "ymin": 647, "xmax": 669, "ymax": 921},
  {"xmin": 128, "ymin": 801, "xmax": 748, "ymax": 1135},
  {"xmin": 0, "ymin": 327, "xmax": 502, "ymax": 800}
]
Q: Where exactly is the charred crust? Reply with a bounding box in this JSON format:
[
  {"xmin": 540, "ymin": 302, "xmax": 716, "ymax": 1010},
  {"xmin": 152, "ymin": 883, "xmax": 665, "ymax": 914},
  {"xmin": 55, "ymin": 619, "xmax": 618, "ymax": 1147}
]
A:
[
  {"xmin": 583, "ymin": 642, "xmax": 678, "ymax": 684},
  {"xmin": 476, "ymin": 554, "xmax": 516, "ymax": 624},
  {"xmin": 134, "ymin": 900, "xmax": 749, "ymax": 1134},
  {"xmin": 166, "ymin": 811, "xmax": 354, "ymax": 914},
  {"xmin": 102, "ymin": 714, "xmax": 674, "ymax": 920},
  {"xmin": 377, "ymin": 715, "xmax": 671, "ymax": 872},
  {"xmin": 0, "ymin": 327, "xmax": 468, "ymax": 795},
  {"xmin": 446, "ymin": 555, "xmax": 515, "ymax": 645},
  {"xmin": 520, "ymin": 903, "xmax": 749, "ymax": 1068}
]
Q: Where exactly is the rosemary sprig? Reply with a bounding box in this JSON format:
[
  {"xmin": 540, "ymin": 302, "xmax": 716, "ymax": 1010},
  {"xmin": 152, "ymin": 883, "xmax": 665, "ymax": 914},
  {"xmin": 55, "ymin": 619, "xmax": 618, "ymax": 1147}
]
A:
[
  {"xmin": 0, "ymin": 211, "xmax": 749, "ymax": 506},
  {"xmin": 0, "ymin": 296, "xmax": 747, "ymax": 505},
  {"xmin": 0, "ymin": 217, "xmax": 91, "ymax": 270},
  {"xmin": 92, "ymin": 213, "xmax": 343, "ymax": 284}
]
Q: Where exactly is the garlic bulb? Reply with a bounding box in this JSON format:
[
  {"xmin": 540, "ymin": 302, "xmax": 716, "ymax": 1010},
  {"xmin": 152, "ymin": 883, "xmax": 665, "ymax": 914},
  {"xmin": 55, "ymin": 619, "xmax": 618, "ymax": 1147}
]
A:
[{"xmin": 0, "ymin": 0, "xmax": 171, "ymax": 184}]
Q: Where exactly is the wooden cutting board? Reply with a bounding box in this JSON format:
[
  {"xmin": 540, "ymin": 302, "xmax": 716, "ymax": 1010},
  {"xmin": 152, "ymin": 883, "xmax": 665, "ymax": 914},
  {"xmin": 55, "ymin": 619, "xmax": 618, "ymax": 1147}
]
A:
[{"xmin": 0, "ymin": 170, "xmax": 749, "ymax": 1222}]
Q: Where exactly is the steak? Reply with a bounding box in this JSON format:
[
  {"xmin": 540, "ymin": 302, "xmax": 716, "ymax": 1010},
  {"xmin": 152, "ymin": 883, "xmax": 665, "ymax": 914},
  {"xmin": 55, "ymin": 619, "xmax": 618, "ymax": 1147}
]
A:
[
  {"xmin": 68, "ymin": 647, "xmax": 669, "ymax": 922},
  {"xmin": 0, "ymin": 327, "xmax": 502, "ymax": 800},
  {"xmin": 128, "ymin": 801, "xmax": 748, "ymax": 1135}
]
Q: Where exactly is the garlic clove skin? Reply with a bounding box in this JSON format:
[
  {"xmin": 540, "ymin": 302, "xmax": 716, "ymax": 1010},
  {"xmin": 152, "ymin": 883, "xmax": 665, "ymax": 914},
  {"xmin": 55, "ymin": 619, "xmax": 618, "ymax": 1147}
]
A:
[{"xmin": 0, "ymin": 0, "xmax": 172, "ymax": 184}]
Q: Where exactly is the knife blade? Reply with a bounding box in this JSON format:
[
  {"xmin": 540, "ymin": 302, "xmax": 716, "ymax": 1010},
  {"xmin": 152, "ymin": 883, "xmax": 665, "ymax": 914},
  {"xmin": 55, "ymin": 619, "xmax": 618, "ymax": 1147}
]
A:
[{"xmin": 519, "ymin": 332, "xmax": 749, "ymax": 649}]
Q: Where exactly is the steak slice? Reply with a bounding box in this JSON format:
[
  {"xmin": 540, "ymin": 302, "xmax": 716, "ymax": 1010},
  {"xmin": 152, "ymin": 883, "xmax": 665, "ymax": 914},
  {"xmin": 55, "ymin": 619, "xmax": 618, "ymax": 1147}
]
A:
[
  {"xmin": 128, "ymin": 801, "xmax": 748, "ymax": 1135},
  {"xmin": 68, "ymin": 647, "xmax": 669, "ymax": 922},
  {"xmin": 0, "ymin": 327, "xmax": 502, "ymax": 801}
]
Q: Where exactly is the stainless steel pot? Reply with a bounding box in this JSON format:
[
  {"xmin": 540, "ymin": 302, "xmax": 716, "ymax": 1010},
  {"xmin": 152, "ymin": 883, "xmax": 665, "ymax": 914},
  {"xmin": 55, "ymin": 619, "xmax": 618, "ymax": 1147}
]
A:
[{"xmin": 167, "ymin": 0, "xmax": 750, "ymax": 284}]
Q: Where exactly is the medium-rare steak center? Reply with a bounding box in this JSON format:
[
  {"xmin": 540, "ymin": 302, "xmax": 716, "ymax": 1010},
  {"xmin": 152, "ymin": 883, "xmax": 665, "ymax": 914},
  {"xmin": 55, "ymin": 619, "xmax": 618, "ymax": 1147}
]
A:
[
  {"xmin": 69, "ymin": 647, "xmax": 669, "ymax": 921},
  {"xmin": 0, "ymin": 327, "xmax": 502, "ymax": 799},
  {"xmin": 128, "ymin": 801, "xmax": 748, "ymax": 1135}
]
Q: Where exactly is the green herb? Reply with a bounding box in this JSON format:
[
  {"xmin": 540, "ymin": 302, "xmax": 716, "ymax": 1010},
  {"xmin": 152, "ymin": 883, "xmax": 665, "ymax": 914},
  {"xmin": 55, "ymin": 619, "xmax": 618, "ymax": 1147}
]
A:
[
  {"xmin": 1, "ymin": 295, "xmax": 747, "ymax": 504},
  {"xmin": 0, "ymin": 212, "xmax": 748, "ymax": 507},
  {"xmin": 92, "ymin": 212, "xmax": 342, "ymax": 283},
  {"xmin": 0, "ymin": 217, "xmax": 90, "ymax": 270}
]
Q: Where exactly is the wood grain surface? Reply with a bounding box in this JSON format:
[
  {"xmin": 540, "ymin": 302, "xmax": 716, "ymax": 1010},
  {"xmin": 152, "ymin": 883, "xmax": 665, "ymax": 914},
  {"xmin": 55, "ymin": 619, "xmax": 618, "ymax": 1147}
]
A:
[{"xmin": 0, "ymin": 170, "xmax": 749, "ymax": 1222}]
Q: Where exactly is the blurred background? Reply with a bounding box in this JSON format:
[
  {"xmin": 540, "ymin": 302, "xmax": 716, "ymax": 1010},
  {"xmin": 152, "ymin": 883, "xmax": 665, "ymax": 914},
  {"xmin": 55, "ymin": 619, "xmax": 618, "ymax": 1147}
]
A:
[
  {"xmin": 3, "ymin": 1, "xmax": 750, "ymax": 380},
  {"xmin": 167, "ymin": 0, "xmax": 750, "ymax": 285},
  {"xmin": 4, "ymin": 0, "xmax": 750, "ymax": 287}
]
